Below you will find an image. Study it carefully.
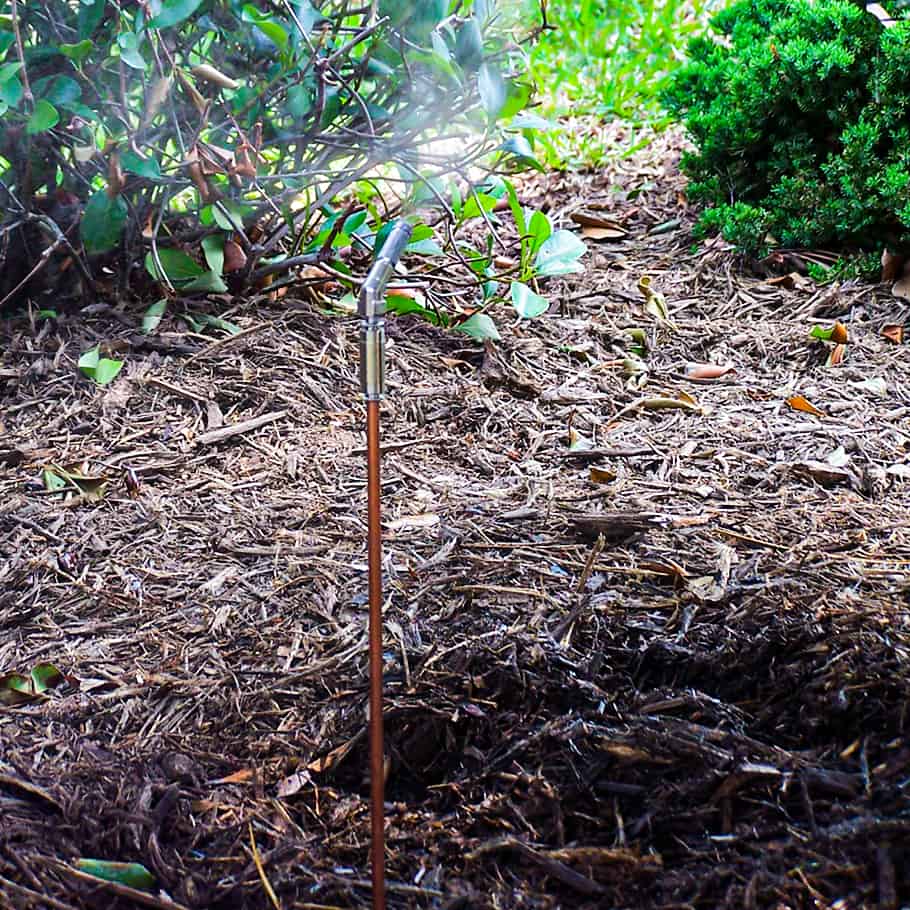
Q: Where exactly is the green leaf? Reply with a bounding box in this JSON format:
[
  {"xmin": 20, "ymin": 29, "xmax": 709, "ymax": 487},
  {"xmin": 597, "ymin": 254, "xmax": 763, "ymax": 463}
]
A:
[
  {"xmin": 478, "ymin": 63, "xmax": 506, "ymax": 120},
  {"xmin": 320, "ymin": 85, "xmax": 341, "ymax": 128},
  {"xmin": 78, "ymin": 347, "xmax": 124, "ymax": 385},
  {"xmin": 527, "ymin": 210, "xmax": 552, "ymax": 257},
  {"xmin": 210, "ymin": 200, "xmax": 252, "ymax": 232},
  {"xmin": 0, "ymin": 668, "xmax": 66, "ymax": 707},
  {"xmin": 190, "ymin": 313, "xmax": 241, "ymax": 334},
  {"xmin": 407, "ymin": 238, "xmax": 445, "ymax": 256},
  {"xmin": 74, "ymin": 861, "xmax": 156, "ymax": 892},
  {"xmin": 145, "ymin": 249, "xmax": 204, "ymax": 284},
  {"xmin": 431, "ymin": 30, "xmax": 452, "ymax": 65},
  {"xmin": 500, "ymin": 135, "xmax": 542, "ymax": 171},
  {"xmin": 460, "ymin": 192, "xmax": 497, "ymax": 222},
  {"xmin": 510, "ymin": 112, "xmax": 555, "ymax": 131},
  {"xmin": 77, "ymin": 0, "xmax": 106, "ymax": 40},
  {"xmin": 498, "ymin": 80, "xmax": 532, "ymax": 121},
  {"xmin": 0, "ymin": 61, "xmax": 22, "ymax": 84},
  {"xmin": 0, "ymin": 673, "xmax": 36, "ymax": 706},
  {"xmin": 287, "ymin": 84, "xmax": 312, "ymax": 118},
  {"xmin": 42, "ymin": 468, "xmax": 68, "ymax": 493},
  {"xmin": 121, "ymin": 150, "xmax": 161, "ymax": 179},
  {"xmin": 386, "ymin": 294, "xmax": 442, "ymax": 325},
  {"xmin": 449, "ymin": 180, "xmax": 463, "ymax": 219},
  {"xmin": 809, "ymin": 323, "xmax": 848, "ymax": 343},
  {"xmin": 343, "ymin": 211, "xmax": 368, "ymax": 235},
  {"xmin": 504, "ymin": 179, "xmax": 526, "ymax": 238},
  {"xmin": 81, "ymin": 191, "xmax": 128, "ymax": 254},
  {"xmin": 455, "ymin": 18, "xmax": 484, "ymax": 71},
  {"xmin": 59, "ymin": 40, "xmax": 93, "ymax": 66},
  {"xmin": 142, "ymin": 300, "xmax": 167, "ymax": 334},
  {"xmin": 26, "ymin": 100, "xmax": 59, "ymax": 135},
  {"xmin": 534, "ymin": 230, "xmax": 586, "ymax": 277},
  {"xmin": 373, "ymin": 220, "xmax": 394, "ymax": 255},
  {"xmin": 0, "ymin": 32, "xmax": 14, "ymax": 60},
  {"xmin": 201, "ymin": 234, "xmax": 225, "ymax": 274},
  {"xmin": 150, "ymin": 0, "xmax": 205, "ymax": 30},
  {"xmin": 510, "ymin": 281, "xmax": 549, "ymax": 318},
  {"xmin": 182, "ymin": 270, "xmax": 228, "ymax": 293},
  {"xmin": 241, "ymin": 6, "xmax": 289, "ymax": 49},
  {"xmin": 34, "ymin": 75, "xmax": 81, "ymax": 107},
  {"xmin": 459, "ymin": 245, "xmax": 491, "ymax": 278},
  {"xmin": 78, "ymin": 347, "xmax": 99, "ymax": 371},
  {"xmin": 94, "ymin": 359, "xmax": 125, "ymax": 385},
  {"xmin": 30, "ymin": 663, "xmax": 65, "ymax": 693},
  {"xmin": 117, "ymin": 33, "xmax": 146, "ymax": 70},
  {"xmin": 457, "ymin": 313, "xmax": 500, "ymax": 341},
  {"xmin": 0, "ymin": 73, "xmax": 21, "ymax": 108}
]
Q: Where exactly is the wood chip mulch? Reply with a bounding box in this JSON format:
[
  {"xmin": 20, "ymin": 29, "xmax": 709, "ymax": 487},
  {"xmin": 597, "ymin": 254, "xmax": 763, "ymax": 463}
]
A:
[{"xmin": 2, "ymin": 131, "xmax": 909, "ymax": 909}]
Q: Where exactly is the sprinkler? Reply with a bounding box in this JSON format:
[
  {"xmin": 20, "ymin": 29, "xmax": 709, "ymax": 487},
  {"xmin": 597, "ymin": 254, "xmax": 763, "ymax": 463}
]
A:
[{"xmin": 359, "ymin": 220, "xmax": 412, "ymax": 910}]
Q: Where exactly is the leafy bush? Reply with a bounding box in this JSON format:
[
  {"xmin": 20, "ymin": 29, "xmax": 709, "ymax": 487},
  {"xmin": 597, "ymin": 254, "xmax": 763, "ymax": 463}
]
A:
[
  {"xmin": 0, "ymin": 0, "xmax": 545, "ymax": 324},
  {"xmin": 663, "ymin": 0, "xmax": 910, "ymax": 256}
]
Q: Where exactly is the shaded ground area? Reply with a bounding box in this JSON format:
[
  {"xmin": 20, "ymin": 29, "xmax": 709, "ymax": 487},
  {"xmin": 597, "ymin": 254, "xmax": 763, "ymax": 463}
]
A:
[{"xmin": 2, "ymin": 132, "xmax": 909, "ymax": 909}]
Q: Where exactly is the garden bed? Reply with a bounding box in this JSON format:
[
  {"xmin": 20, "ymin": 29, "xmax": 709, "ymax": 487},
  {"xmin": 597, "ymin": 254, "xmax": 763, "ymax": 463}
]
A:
[{"xmin": 2, "ymin": 130, "xmax": 909, "ymax": 909}]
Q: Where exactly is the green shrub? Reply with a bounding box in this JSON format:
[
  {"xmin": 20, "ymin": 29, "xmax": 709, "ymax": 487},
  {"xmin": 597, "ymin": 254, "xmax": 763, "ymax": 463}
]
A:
[
  {"xmin": 663, "ymin": 0, "xmax": 910, "ymax": 256},
  {"xmin": 0, "ymin": 1, "xmax": 541, "ymax": 319}
]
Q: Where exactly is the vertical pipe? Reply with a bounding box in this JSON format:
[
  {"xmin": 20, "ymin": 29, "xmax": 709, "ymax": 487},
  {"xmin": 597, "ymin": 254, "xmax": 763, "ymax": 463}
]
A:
[{"xmin": 366, "ymin": 399, "xmax": 386, "ymax": 910}]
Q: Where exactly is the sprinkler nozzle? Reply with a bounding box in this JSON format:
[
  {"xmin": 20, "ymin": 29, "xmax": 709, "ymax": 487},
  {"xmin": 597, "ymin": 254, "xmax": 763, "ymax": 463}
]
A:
[{"xmin": 359, "ymin": 221, "xmax": 412, "ymax": 400}]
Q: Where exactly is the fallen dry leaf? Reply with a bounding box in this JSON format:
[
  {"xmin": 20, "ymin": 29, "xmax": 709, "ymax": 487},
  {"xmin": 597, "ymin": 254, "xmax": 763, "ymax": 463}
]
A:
[
  {"xmin": 571, "ymin": 211, "xmax": 628, "ymax": 233},
  {"xmin": 212, "ymin": 768, "xmax": 255, "ymax": 785},
  {"xmin": 830, "ymin": 322, "xmax": 849, "ymax": 344},
  {"xmin": 882, "ymin": 324, "xmax": 904, "ymax": 344},
  {"xmin": 223, "ymin": 239, "xmax": 247, "ymax": 272},
  {"xmin": 581, "ymin": 225, "xmax": 628, "ymax": 241},
  {"xmin": 684, "ymin": 362, "xmax": 734, "ymax": 379},
  {"xmin": 677, "ymin": 390, "xmax": 699, "ymax": 406},
  {"xmin": 386, "ymin": 287, "xmax": 423, "ymax": 301},
  {"xmin": 589, "ymin": 466, "xmax": 616, "ymax": 485},
  {"xmin": 763, "ymin": 272, "xmax": 805, "ymax": 289},
  {"xmin": 439, "ymin": 356, "xmax": 472, "ymax": 369},
  {"xmin": 386, "ymin": 513, "xmax": 440, "ymax": 532},
  {"xmin": 308, "ymin": 736, "xmax": 358, "ymax": 773},
  {"xmin": 786, "ymin": 395, "xmax": 826, "ymax": 417},
  {"xmin": 793, "ymin": 461, "xmax": 855, "ymax": 488},
  {"xmin": 612, "ymin": 394, "xmax": 703, "ymax": 422},
  {"xmin": 637, "ymin": 275, "xmax": 674, "ymax": 326},
  {"xmin": 826, "ymin": 343, "xmax": 846, "ymax": 366}
]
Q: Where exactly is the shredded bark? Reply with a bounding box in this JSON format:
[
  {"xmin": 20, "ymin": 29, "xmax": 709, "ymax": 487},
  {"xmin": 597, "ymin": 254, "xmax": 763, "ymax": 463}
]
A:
[{"xmin": 1, "ymin": 130, "xmax": 908, "ymax": 909}]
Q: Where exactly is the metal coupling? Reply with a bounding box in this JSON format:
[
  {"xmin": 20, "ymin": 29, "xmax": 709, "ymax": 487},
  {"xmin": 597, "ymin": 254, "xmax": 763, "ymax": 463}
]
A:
[
  {"xmin": 359, "ymin": 221, "xmax": 412, "ymax": 400},
  {"xmin": 360, "ymin": 318, "xmax": 386, "ymax": 401}
]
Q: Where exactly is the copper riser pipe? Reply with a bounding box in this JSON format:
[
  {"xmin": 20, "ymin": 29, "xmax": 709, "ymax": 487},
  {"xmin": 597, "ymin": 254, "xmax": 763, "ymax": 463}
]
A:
[{"xmin": 366, "ymin": 399, "xmax": 386, "ymax": 910}]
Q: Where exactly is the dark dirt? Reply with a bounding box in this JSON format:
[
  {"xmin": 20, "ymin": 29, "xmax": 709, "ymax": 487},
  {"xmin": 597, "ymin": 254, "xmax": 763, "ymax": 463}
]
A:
[{"xmin": 2, "ymin": 131, "xmax": 909, "ymax": 910}]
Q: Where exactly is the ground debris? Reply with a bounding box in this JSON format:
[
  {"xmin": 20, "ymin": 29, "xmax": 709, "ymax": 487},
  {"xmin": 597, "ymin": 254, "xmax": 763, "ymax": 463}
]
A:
[{"xmin": 1, "ymin": 131, "xmax": 909, "ymax": 909}]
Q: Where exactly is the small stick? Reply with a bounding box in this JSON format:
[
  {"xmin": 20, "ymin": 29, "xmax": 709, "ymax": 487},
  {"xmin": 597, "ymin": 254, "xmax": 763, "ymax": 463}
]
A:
[
  {"xmin": 0, "ymin": 234, "xmax": 64, "ymax": 310},
  {"xmin": 195, "ymin": 410, "xmax": 287, "ymax": 446},
  {"xmin": 10, "ymin": 0, "xmax": 32, "ymax": 107}
]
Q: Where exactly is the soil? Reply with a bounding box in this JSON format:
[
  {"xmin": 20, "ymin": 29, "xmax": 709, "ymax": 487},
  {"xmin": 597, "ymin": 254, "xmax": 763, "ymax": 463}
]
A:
[{"xmin": 2, "ymin": 131, "xmax": 909, "ymax": 910}]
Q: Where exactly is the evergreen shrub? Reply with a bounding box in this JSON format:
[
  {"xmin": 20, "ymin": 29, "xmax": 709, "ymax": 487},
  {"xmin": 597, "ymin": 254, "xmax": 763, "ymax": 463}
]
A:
[{"xmin": 663, "ymin": 0, "xmax": 910, "ymax": 256}]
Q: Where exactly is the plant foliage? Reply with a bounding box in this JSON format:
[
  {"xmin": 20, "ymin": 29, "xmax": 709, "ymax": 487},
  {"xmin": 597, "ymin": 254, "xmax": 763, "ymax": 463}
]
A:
[
  {"xmin": 663, "ymin": 0, "xmax": 910, "ymax": 255},
  {"xmin": 0, "ymin": 0, "xmax": 545, "ymax": 320},
  {"xmin": 526, "ymin": 0, "xmax": 718, "ymax": 120}
]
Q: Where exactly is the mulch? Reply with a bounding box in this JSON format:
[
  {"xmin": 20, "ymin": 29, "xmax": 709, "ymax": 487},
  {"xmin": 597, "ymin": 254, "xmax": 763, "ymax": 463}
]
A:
[{"xmin": 2, "ymin": 128, "xmax": 909, "ymax": 910}]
